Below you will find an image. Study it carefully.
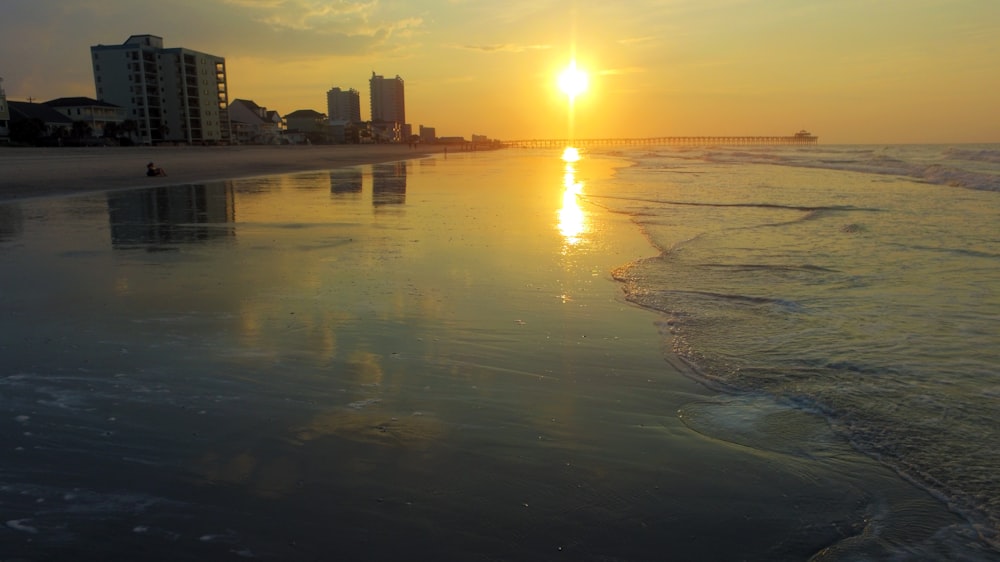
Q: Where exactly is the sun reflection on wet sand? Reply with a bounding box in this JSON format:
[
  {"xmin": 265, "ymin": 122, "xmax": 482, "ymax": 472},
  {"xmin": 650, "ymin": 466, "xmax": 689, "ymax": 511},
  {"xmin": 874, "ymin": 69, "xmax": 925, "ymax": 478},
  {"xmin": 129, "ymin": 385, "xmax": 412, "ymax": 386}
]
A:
[{"xmin": 558, "ymin": 147, "xmax": 587, "ymax": 247}]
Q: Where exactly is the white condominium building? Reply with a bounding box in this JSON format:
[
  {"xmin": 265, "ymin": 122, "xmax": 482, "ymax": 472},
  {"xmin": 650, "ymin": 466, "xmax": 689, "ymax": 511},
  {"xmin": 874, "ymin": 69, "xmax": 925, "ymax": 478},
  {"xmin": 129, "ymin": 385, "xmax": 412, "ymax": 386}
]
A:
[
  {"xmin": 326, "ymin": 87, "xmax": 361, "ymax": 124},
  {"xmin": 91, "ymin": 35, "xmax": 231, "ymax": 145},
  {"xmin": 0, "ymin": 77, "xmax": 9, "ymax": 141}
]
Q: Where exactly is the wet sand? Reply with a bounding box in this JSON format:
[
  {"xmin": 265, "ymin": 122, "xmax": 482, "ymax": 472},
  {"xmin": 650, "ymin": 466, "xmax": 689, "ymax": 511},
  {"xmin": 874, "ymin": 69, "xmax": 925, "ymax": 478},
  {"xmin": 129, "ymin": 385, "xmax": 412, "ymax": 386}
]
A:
[
  {"xmin": 0, "ymin": 144, "xmax": 446, "ymax": 201},
  {"xmin": 0, "ymin": 149, "xmax": 968, "ymax": 560}
]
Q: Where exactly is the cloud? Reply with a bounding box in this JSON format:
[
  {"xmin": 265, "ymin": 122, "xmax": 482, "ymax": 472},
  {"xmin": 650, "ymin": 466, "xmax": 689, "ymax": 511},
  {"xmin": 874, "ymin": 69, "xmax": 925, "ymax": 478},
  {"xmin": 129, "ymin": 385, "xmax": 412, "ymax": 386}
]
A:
[
  {"xmin": 598, "ymin": 67, "xmax": 646, "ymax": 76},
  {"xmin": 223, "ymin": 0, "xmax": 380, "ymax": 31},
  {"xmin": 219, "ymin": 0, "xmax": 424, "ymax": 42},
  {"xmin": 157, "ymin": 0, "xmax": 425, "ymax": 59},
  {"xmin": 451, "ymin": 43, "xmax": 551, "ymax": 53},
  {"xmin": 617, "ymin": 36, "xmax": 656, "ymax": 46}
]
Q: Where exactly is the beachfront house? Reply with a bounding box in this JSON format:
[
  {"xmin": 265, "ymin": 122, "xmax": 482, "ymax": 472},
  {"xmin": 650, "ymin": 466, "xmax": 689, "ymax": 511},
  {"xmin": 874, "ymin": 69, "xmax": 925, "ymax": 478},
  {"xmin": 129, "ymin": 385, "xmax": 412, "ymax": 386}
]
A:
[
  {"xmin": 44, "ymin": 97, "xmax": 125, "ymax": 138},
  {"xmin": 327, "ymin": 120, "xmax": 350, "ymax": 144},
  {"xmin": 419, "ymin": 125, "xmax": 436, "ymax": 143},
  {"xmin": 284, "ymin": 109, "xmax": 328, "ymax": 144},
  {"xmin": 6, "ymin": 101, "xmax": 74, "ymax": 144},
  {"xmin": 370, "ymin": 121, "xmax": 401, "ymax": 143},
  {"xmin": 229, "ymin": 99, "xmax": 285, "ymax": 145}
]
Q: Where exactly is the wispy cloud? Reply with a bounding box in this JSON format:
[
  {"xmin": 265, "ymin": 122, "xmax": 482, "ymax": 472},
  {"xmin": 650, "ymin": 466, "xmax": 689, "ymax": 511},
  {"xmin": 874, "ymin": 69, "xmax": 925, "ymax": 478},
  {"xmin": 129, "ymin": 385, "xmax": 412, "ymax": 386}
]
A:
[
  {"xmin": 451, "ymin": 43, "xmax": 551, "ymax": 53},
  {"xmin": 617, "ymin": 36, "xmax": 656, "ymax": 46},
  {"xmin": 598, "ymin": 67, "xmax": 646, "ymax": 76},
  {"xmin": 223, "ymin": 0, "xmax": 418, "ymax": 36}
]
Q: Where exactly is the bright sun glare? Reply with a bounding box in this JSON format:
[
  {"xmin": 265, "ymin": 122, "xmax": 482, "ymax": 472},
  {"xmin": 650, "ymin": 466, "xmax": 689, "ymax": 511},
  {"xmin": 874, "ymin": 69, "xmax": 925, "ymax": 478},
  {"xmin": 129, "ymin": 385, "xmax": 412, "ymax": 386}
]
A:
[{"xmin": 558, "ymin": 62, "xmax": 589, "ymax": 99}]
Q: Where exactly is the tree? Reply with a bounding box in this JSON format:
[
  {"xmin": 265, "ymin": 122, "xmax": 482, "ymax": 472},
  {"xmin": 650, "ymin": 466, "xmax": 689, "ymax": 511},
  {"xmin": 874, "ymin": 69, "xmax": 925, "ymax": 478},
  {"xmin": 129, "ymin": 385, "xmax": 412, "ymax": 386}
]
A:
[
  {"xmin": 71, "ymin": 120, "xmax": 93, "ymax": 139},
  {"xmin": 9, "ymin": 117, "xmax": 46, "ymax": 144},
  {"xmin": 120, "ymin": 119, "xmax": 139, "ymax": 145},
  {"xmin": 103, "ymin": 121, "xmax": 120, "ymax": 139}
]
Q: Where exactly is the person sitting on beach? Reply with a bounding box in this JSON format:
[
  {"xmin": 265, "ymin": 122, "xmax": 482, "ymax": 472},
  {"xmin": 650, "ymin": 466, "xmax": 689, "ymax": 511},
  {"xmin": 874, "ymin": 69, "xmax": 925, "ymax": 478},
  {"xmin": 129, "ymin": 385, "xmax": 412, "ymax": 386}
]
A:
[{"xmin": 146, "ymin": 162, "xmax": 167, "ymax": 177}]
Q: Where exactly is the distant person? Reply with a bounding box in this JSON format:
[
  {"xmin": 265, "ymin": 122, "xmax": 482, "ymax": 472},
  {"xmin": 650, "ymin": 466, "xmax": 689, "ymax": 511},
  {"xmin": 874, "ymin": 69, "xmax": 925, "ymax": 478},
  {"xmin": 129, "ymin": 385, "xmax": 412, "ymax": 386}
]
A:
[{"xmin": 146, "ymin": 162, "xmax": 167, "ymax": 177}]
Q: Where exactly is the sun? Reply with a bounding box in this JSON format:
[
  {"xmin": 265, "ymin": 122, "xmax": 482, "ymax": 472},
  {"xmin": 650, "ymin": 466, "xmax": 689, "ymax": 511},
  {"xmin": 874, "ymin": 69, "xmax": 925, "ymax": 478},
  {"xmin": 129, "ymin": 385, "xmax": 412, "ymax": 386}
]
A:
[{"xmin": 558, "ymin": 61, "xmax": 589, "ymax": 99}]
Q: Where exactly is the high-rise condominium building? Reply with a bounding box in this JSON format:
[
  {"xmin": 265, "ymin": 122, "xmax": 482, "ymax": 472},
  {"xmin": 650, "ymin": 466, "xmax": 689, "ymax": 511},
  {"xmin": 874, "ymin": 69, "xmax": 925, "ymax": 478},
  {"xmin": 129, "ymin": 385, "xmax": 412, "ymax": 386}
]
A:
[
  {"xmin": 91, "ymin": 35, "xmax": 231, "ymax": 145},
  {"xmin": 326, "ymin": 87, "xmax": 361, "ymax": 124},
  {"xmin": 369, "ymin": 72, "xmax": 405, "ymax": 125},
  {"xmin": 0, "ymin": 77, "xmax": 10, "ymax": 142}
]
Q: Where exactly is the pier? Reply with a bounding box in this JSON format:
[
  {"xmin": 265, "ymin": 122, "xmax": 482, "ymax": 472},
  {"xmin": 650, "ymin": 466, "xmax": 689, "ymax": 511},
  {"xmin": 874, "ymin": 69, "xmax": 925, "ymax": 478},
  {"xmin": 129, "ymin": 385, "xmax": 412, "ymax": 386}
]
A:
[{"xmin": 500, "ymin": 131, "xmax": 817, "ymax": 148}]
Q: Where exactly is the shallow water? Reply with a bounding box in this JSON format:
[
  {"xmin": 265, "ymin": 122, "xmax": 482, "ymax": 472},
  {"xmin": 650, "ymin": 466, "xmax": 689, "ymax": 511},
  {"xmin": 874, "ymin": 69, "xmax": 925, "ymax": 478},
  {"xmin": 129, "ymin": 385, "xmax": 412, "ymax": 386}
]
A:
[
  {"xmin": 0, "ymin": 150, "xmax": 992, "ymax": 560},
  {"xmin": 593, "ymin": 144, "xmax": 1000, "ymax": 558}
]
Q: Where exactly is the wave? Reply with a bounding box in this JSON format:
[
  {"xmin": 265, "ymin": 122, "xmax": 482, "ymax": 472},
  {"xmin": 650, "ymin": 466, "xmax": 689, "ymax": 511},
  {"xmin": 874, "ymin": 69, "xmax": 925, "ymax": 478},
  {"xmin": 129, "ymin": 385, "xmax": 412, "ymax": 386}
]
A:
[
  {"xmin": 588, "ymin": 193, "xmax": 875, "ymax": 214},
  {"xmin": 942, "ymin": 147, "xmax": 1000, "ymax": 164},
  {"xmin": 626, "ymin": 145, "xmax": 1000, "ymax": 192},
  {"xmin": 791, "ymin": 151, "xmax": 999, "ymax": 192}
]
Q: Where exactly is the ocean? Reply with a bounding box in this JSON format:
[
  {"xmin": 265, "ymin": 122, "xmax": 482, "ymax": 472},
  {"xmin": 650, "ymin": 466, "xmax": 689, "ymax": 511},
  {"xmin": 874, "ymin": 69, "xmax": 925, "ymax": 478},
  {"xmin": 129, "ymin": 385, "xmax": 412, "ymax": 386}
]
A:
[
  {"xmin": 589, "ymin": 143, "xmax": 1000, "ymax": 557},
  {"xmin": 0, "ymin": 144, "xmax": 997, "ymax": 560}
]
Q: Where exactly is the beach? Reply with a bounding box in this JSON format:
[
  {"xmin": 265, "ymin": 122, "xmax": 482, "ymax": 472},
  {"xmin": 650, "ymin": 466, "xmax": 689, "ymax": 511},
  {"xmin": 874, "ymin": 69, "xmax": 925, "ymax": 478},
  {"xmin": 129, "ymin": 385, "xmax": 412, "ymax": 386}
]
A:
[
  {"xmin": 0, "ymin": 146, "xmax": 994, "ymax": 560},
  {"xmin": 0, "ymin": 144, "xmax": 446, "ymax": 201}
]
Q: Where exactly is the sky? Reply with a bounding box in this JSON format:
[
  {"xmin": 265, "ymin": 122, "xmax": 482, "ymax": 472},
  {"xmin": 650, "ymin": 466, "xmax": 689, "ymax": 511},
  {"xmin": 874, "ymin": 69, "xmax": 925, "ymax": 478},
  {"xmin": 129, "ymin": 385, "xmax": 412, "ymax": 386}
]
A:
[{"xmin": 1, "ymin": 0, "xmax": 998, "ymax": 144}]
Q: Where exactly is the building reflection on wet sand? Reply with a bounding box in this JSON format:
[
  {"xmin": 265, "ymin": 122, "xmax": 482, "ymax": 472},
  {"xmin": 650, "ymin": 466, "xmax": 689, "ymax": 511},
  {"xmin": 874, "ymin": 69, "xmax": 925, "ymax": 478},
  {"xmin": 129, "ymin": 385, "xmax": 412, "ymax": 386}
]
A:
[
  {"xmin": 107, "ymin": 183, "xmax": 236, "ymax": 249},
  {"xmin": 0, "ymin": 205, "xmax": 24, "ymax": 242},
  {"xmin": 98, "ymin": 162, "xmax": 410, "ymax": 251},
  {"xmin": 329, "ymin": 167, "xmax": 362, "ymax": 195},
  {"xmin": 372, "ymin": 161, "xmax": 407, "ymax": 206}
]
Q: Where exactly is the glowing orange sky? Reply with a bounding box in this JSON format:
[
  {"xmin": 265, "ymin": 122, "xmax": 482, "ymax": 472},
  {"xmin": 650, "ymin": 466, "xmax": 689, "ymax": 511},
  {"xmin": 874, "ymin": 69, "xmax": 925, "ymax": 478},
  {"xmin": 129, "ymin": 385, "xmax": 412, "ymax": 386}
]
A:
[{"xmin": 2, "ymin": 0, "xmax": 998, "ymax": 143}]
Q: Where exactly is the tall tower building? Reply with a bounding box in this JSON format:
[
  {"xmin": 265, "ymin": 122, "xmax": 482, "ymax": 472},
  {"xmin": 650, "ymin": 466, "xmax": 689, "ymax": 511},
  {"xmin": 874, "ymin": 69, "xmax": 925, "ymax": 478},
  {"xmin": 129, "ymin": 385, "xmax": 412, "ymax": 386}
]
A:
[
  {"xmin": 369, "ymin": 72, "xmax": 405, "ymax": 126},
  {"xmin": 0, "ymin": 77, "xmax": 10, "ymax": 142},
  {"xmin": 90, "ymin": 35, "xmax": 231, "ymax": 145},
  {"xmin": 326, "ymin": 87, "xmax": 361, "ymax": 123}
]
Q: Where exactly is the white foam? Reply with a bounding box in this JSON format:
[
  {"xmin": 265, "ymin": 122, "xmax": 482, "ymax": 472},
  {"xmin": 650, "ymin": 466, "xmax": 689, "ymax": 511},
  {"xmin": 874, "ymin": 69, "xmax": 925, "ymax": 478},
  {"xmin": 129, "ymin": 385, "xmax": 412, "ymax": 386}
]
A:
[
  {"xmin": 347, "ymin": 398, "xmax": 381, "ymax": 409},
  {"xmin": 6, "ymin": 519, "xmax": 39, "ymax": 533}
]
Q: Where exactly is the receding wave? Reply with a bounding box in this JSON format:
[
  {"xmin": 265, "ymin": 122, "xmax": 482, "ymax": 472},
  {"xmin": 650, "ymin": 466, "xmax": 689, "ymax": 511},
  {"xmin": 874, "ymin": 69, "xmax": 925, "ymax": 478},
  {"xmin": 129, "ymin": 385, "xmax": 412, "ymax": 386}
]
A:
[
  {"xmin": 589, "ymin": 193, "xmax": 874, "ymax": 214},
  {"xmin": 943, "ymin": 147, "xmax": 1000, "ymax": 164},
  {"xmin": 628, "ymin": 145, "xmax": 1000, "ymax": 192},
  {"xmin": 598, "ymin": 146, "xmax": 1000, "ymax": 556},
  {"xmin": 699, "ymin": 263, "xmax": 839, "ymax": 273}
]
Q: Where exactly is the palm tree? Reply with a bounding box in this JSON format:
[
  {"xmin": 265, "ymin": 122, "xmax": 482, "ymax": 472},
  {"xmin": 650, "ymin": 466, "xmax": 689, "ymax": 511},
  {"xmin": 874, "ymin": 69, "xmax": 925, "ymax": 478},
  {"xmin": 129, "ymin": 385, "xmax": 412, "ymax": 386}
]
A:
[
  {"xmin": 103, "ymin": 121, "xmax": 120, "ymax": 140},
  {"xmin": 120, "ymin": 119, "xmax": 139, "ymax": 145},
  {"xmin": 71, "ymin": 120, "xmax": 93, "ymax": 139},
  {"xmin": 10, "ymin": 117, "xmax": 46, "ymax": 144}
]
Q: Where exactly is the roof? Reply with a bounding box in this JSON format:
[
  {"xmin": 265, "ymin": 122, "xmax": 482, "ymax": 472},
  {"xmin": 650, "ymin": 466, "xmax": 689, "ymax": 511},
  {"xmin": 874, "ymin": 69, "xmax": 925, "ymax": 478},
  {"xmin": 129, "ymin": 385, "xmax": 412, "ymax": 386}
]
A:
[
  {"xmin": 284, "ymin": 109, "xmax": 325, "ymax": 119},
  {"xmin": 8, "ymin": 101, "xmax": 74, "ymax": 124},
  {"xmin": 231, "ymin": 99, "xmax": 262, "ymax": 112},
  {"xmin": 44, "ymin": 97, "xmax": 120, "ymax": 108}
]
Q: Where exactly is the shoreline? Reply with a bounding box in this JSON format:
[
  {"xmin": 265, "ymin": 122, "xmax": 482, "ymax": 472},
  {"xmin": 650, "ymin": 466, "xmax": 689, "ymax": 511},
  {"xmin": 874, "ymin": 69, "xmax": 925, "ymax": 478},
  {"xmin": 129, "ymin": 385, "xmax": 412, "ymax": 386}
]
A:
[
  {"xmin": 1, "ymin": 147, "xmax": 985, "ymax": 559},
  {"xmin": 0, "ymin": 144, "xmax": 451, "ymax": 202}
]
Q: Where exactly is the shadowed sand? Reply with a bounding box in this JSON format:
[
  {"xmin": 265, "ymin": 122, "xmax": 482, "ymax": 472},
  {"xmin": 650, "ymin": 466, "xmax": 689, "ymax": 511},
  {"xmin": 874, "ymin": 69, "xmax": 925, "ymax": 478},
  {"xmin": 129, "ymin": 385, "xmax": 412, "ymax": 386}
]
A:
[{"xmin": 0, "ymin": 144, "xmax": 446, "ymax": 201}]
